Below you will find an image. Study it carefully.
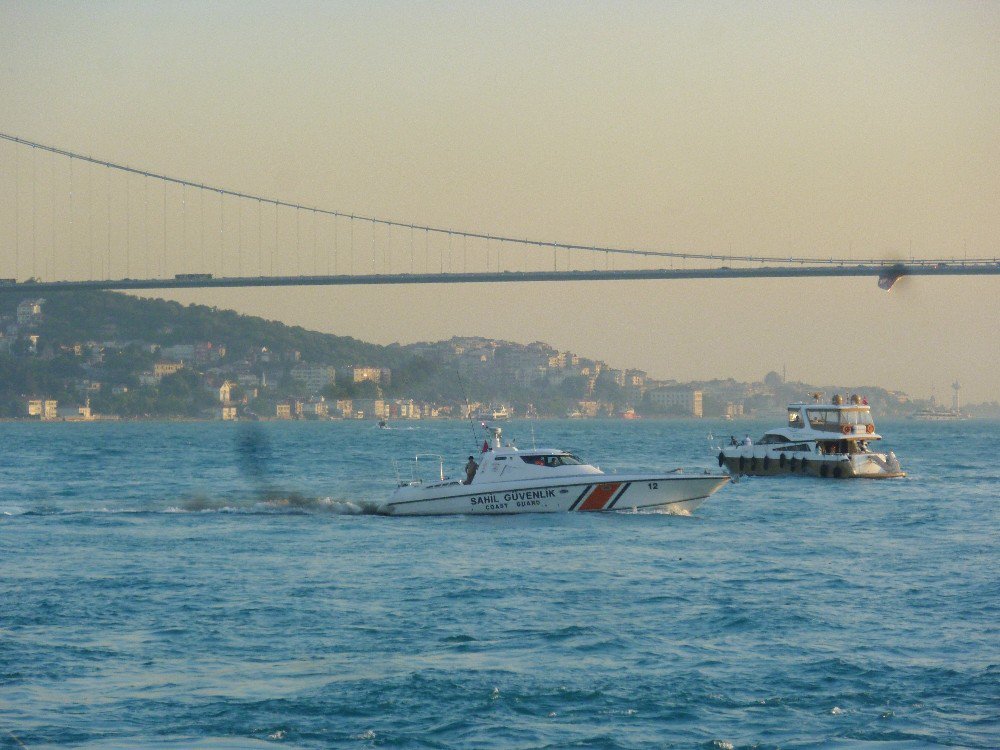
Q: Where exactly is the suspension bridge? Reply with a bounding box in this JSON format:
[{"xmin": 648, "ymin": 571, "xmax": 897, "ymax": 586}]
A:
[{"xmin": 1, "ymin": 132, "xmax": 997, "ymax": 294}]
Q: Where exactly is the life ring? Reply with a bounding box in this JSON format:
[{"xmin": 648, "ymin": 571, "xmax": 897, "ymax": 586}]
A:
[
  {"xmin": 763, "ymin": 455, "xmax": 771, "ymax": 471},
  {"xmin": 866, "ymin": 424, "xmax": 875, "ymax": 434},
  {"xmin": 779, "ymin": 453, "xmax": 787, "ymax": 468},
  {"xmin": 841, "ymin": 424, "xmax": 851, "ymax": 435},
  {"xmin": 718, "ymin": 452, "xmax": 725, "ymax": 467}
]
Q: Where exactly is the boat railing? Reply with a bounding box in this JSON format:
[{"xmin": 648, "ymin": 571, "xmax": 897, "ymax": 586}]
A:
[
  {"xmin": 809, "ymin": 423, "xmax": 875, "ymax": 435},
  {"xmin": 404, "ymin": 453, "xmax": 446, "ymax": 485}
]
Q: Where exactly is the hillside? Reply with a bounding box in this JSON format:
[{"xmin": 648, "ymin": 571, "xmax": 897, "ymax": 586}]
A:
[
  {"xmin": 1, "ymin": 292, "xmax": 395, "ymax": 370},
  {"xmin": 0, "ymin": 291, "xmax": 966, "ymax": 420}
]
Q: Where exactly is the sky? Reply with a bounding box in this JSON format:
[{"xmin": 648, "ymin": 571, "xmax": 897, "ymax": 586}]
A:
[{"xmin": 1, "ymin": 1, "xmax": 998, "ymax": 402}]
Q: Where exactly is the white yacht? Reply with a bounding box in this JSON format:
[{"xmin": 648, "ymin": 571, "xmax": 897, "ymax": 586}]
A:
[
  {"xmin": 383, "ymin": 425, "xmax": 730, "ymax": 516},
  {"xmin": 718, "ymin": 394, "xmax": 905, "ymax": 479}
]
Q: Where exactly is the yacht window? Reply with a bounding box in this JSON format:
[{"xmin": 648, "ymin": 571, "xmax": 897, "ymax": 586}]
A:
[
  {"xmin": 807, "ymin": 409, "xmax": 832, "ymax": 427},
  {"xmin": 839, "ymin": 409, "xmax": 874, "ymax": 426},
  {"xmin": 788, "ymin": 410, "xmax": 804, "ymax": 428},
  {"xmin": 759, "ymin": 434, "xmax": 790, "ymax": 445}
]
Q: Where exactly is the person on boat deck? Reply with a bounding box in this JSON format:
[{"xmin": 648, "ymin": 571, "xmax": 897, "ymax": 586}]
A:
[
  {"xmin": 465, "ymin": 456, "xmax": 478, "ymax": 485},
  {"xmin": 729, "ymin": 436, "xmax": 738, "ymax": 446},
  {"xmin": 742, "ymin": 434, "xmax": 752, "ymax": 447}
]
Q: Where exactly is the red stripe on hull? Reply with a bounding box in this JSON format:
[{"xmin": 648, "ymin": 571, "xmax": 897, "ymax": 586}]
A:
[{"xmin": 577, "ymin": 482, "xmax": 621, "ymax": 511}]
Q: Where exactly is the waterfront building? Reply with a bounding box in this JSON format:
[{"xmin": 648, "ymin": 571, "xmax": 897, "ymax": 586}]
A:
[
  {"xmin": 302, "ymin": 399, "xmax": 329, "ymax": 418},
  {"xmin": 722, "ymin": 402, "xmax": 745, "ymax": 419},
  {"xmin": 389, "ymin": 399, "xmax": 421, "ymax": 419},
  {"xmin": 27, "ymin": 399, "xmax": 59, "ymax": 420},
  {"xmin": 56, "ymin": 403, "xmax": 93, "ymax": 421},
  {"xmin": 647, "ymin": 387, "xmax": 704, "ymax": 417},
  {"xmin": 353, "ymin": 398, "xmax": 387, "ymax": 420}
]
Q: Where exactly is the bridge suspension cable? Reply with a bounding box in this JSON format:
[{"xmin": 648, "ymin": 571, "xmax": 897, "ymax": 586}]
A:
[{"xmin": 3, "ymin": 131, "xmax": 994, "ymax": 270}]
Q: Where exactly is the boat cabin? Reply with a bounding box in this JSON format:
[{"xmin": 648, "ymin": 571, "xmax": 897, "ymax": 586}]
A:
[
  {"xmin": 473, "ymin": 446, "xmax": 601, "ymax": 484},
  {"xmin": 787, "ymin": 394, "xmax": 876, "ymax": 436}
]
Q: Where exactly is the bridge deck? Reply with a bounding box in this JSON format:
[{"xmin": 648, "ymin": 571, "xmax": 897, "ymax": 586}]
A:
[{"xmin": 0, "ymin": 263, "xmax": 997, "ymax": 294}]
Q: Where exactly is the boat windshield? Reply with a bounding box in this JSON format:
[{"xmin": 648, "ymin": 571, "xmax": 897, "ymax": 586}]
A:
[
  {"xmin": 520, "ymin": 454, "xmax": 585, "ymax": 467},
  {"xmin": 807, "ymin": 408, "xmax": 874, "ymax": 429}
]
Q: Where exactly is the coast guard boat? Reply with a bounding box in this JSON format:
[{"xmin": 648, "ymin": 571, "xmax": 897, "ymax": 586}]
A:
[
  {"xmin": 718, "ymin": 394, "xmax": 905, "ymax": 479},
  {"xmin": 383, "ymin": 425, "xmax": 730, "ymax": 516}
]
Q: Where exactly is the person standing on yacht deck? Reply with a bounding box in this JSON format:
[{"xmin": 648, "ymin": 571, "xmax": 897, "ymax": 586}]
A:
[
  {"xmin": 742, "ymin": 434, "xmax": 753, "ymax": 447},
  {"xmin": 465, "ymin": 456, "xmax": 478, "ymax": 485}
]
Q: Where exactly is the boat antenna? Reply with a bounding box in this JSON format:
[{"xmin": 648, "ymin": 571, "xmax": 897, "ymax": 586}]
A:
[
  {"xmin": 530, "ymin": 419, "xmax": 537, "ymax": 449},
  {"xmin": 455, "ymin": 369, "xmax": 479, "ymax": 448}
]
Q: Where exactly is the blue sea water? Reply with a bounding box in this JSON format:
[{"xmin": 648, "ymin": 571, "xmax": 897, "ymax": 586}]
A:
[{"xmin": 0, "ymin": 418, "xmax": 996, "ymax": 749}]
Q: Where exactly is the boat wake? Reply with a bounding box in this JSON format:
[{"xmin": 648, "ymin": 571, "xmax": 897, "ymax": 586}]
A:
[
  {"xmin": 1, "ymin": 494, "xmax": 385, "ymax": 517},
  {"xmin": 626, "ymin": 505, "xmax": 693, "ymax": 516},
  {"xmin": 177, "ymin": 492, "xmax": 384, "ymax": 515}
]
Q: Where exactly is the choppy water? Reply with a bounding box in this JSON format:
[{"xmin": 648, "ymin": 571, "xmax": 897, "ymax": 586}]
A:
[{"xmin": 1, "ymin": 419, "xmax": 997, "ymax": 749}]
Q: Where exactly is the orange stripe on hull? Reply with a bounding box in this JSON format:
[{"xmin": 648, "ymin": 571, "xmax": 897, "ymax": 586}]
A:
[{"xmin": 577, "ymin": 482, "xmax": 621, "ymax": 511}]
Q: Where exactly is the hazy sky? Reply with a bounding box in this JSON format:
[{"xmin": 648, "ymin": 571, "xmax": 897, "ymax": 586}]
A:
[{"xmin": 1, "ymin": 1, "xmax": 998, "ymax": 402}]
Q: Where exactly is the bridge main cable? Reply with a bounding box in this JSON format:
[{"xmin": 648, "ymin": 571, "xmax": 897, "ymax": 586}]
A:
[{"xmin": 1, "ymin": 131, "xmax": 995, "ymax": 268}]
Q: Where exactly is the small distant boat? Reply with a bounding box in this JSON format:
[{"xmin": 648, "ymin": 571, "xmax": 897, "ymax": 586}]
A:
[
  {"xmin": 910, "ymin": 408, "xmax": 963, "ymax": 421},
  {"xmin": 377, "ymin": 419, "xmax": 390, "ymax": 429},
  {"xmin": 911, "ymin": 382, "xmax": 965, "ymax": 420},
  {"xmin": 473, "ymin": 405, "xmax": 511, "ymax": 421},
  {"xmin": 718, "ymin": 394, "xmax": 905, "ymax": 479},
  {"xmin": 384, "ymin": 425, "xmax": 730, "ymax": 516}
]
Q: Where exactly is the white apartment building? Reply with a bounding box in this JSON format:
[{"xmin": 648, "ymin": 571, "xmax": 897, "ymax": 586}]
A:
[
  {"xmin": 647, "ymin": 388, "xmax": 704, "ymax": 417},
  {"xmin": 291, "ymin": 365, "xmax": 336, "ymax": 394}
]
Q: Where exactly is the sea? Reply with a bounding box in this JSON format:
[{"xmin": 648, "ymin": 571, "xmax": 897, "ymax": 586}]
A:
[{"xmin": 0, "ymin": 418, "xmax": 996, "ymax": 749}]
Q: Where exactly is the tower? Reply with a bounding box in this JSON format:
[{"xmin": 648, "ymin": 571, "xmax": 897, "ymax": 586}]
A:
[{"xmin": 951, "ymin": 382, "xmax": 961, "ymax": 414}]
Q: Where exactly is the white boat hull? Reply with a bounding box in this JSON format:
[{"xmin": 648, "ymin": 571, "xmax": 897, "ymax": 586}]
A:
[
  {"xmin": 382, "ymin": 474, "xmax": 730, "ymax": 516},
  {"xmin": 719, "ymin": 447, "xmax": 905, "ymax": 478}
]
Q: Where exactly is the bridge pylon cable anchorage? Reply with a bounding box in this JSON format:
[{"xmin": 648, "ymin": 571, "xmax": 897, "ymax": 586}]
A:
[{"xmin": 1, "ymin": 131, "xmax": 997, "ymax": 285}]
